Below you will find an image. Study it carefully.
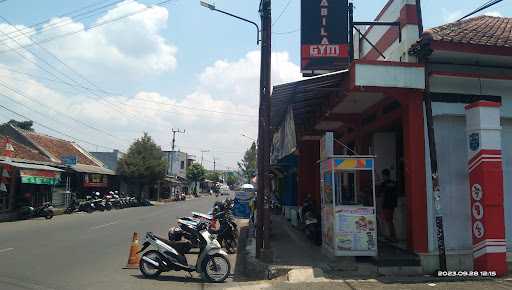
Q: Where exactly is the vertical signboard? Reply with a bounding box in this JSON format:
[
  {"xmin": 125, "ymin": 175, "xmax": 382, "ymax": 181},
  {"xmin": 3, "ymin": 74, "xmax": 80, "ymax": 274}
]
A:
[{"xmin": 301, "ymin": 0, "xmax": 349, "ymax": 76}]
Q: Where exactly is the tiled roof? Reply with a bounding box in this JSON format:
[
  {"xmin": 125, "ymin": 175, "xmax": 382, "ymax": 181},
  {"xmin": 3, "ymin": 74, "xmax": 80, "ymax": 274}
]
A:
[
  {"xmin": 18, "ymin": 130, "xmax": 100, "ymax": 166},
  {"xmin": 425, "ymin": 16, "xmax": 512, "ymax": 47},
  {"xmin": 0, "ymin": 135, "xmax": 52, "ymax": 163}
]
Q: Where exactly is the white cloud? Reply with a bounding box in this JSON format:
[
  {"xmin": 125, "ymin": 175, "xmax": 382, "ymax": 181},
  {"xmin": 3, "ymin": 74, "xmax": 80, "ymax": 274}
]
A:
[
  {"xmin": 0, "ymin": 1, "xmax": 302, "ymax": 168},
  {"xmin": 484, "ymin": 11, "xmax": 503, "ymax": 17},
  {"xmin": 441, "ymin": 8, "xmax": 463, "ymax": 23},
  {"xmin": 0, "ymin": 50, "xmax": 301, "ymax": 168},
  {"xmin": 0, "ymin": 0, "xmax": 177, "ymax": 80}
]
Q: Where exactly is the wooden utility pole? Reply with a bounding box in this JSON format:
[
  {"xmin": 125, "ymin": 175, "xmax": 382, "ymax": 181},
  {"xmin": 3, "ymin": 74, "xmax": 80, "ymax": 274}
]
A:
[
  {"xmin": 169, "ymin": 128, "xmax": 185, "ymax": 198},
  {"xmin": 256, "ymin": 0, "xmax": 271, "ymax": 258}
]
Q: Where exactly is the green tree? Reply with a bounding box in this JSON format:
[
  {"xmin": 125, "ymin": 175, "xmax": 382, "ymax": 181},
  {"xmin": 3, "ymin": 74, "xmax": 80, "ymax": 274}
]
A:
[
  {"xmin": 117, "ymin": 133, "xmax": 166, "ymax": 199},
  {"xmin": 187, "ymin": 163, "xmax": 206, "ymax": 193},
  {"xmin": 205, "ymin": 171, "xmax": 221, "ymax": 183},
  {"xmin": 5, "ymin": 119, "xmax": 34, "ymax": 131},
  {"xmin": 226, "ymin": 173, "xmax": 237, "ymax": 187},
  {"xmin": 238, "ymin": 142, "xmax": 256, "ymax": 183}
]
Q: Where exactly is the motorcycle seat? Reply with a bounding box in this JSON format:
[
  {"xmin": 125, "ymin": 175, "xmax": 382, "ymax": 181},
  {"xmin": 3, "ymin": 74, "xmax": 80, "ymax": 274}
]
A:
[{"xmin": 156, "ymin": 236, "xmax": 192, "ymax": 255}]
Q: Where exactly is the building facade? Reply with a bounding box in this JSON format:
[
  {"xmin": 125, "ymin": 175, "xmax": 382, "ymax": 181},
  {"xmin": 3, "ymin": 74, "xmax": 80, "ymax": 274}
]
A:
[{"xmin": 271, "ymin": 0, "xmax": 511, "ymax": 275}]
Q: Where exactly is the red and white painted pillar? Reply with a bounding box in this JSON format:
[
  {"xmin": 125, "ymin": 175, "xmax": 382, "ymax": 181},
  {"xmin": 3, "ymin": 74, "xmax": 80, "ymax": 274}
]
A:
[{"xmin": 465, "ymin": 101, "xmax": 507, "ymax": 276}]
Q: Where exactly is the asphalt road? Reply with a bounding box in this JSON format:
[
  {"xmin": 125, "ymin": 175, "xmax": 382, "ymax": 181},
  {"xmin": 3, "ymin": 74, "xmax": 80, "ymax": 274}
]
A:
[{"xmin": 0, "ymin": 194, "xmax": 239, "ymax": 290}]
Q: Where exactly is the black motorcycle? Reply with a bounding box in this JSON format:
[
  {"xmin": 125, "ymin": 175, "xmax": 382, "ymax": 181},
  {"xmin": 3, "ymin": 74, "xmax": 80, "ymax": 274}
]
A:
[{"xmin": 18, "ymin": 202, "xmax": 54, "ymax": 220}]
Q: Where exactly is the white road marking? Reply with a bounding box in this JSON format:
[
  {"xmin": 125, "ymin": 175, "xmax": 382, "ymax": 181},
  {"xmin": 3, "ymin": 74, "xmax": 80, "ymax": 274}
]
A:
[
  {"xmin": 90, "ymin": 221, "xmax": 119, "ymax": 230},
  {"xmin": 0, "ymin": 248, "xmax": 14, "ymax": 253}
]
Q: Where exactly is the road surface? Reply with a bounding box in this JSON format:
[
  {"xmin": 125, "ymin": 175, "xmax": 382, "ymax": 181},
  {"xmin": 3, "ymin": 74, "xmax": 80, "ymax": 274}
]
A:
[{"xmin": 0, "ymin": 194, "xmax": 239, "ymax": 290}]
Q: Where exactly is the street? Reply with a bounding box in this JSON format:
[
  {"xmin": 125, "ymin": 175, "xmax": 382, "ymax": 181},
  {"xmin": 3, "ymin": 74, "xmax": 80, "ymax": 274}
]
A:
[
  {"xmin": 0, "ymin": 195, "xmax": 240, "ymax": 290},
  {"xmin": 2, "ymin": 195, "xmax": 512, "ymax": 290}
]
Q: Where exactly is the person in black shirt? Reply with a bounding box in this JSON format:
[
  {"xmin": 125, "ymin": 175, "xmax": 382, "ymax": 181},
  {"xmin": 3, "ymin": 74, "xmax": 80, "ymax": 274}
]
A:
[{"xmin": 380, "ymin": 169, "xmax": 398, "ymax": 242}]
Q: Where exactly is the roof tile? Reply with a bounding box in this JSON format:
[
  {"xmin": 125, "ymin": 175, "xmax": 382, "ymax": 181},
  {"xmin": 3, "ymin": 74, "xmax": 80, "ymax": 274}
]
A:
[{"xmin": 428, "ymin": 16, "xmax": 512, "ymax": 47}]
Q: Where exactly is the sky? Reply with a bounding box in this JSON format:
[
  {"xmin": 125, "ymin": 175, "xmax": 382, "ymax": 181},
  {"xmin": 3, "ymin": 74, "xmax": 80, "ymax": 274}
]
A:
[{"xmin": 0, "ymin": 0, "xmax": 509, "ymax": 170}]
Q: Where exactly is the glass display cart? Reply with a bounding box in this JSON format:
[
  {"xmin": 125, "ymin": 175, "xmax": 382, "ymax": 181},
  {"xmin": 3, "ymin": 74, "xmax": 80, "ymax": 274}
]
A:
[{"xmin": 320, "ymin": 155, "xmax": 378, "ymax": 256}]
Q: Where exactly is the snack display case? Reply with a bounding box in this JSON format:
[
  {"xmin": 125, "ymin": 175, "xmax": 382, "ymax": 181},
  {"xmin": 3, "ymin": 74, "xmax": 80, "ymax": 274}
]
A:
[{"xmin": 320, "ymin": 155, "xmax": 377, "ymax": 256}]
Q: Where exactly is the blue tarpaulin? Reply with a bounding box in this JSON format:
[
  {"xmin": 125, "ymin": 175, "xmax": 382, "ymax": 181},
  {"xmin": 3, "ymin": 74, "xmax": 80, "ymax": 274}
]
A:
[{"xmin": 233, "ymin": 191, "xmax": 253, "ymax": 218}]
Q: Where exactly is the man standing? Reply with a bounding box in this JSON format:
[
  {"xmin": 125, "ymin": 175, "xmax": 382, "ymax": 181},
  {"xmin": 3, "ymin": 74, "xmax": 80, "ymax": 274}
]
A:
[{"xmin": 380, "ymin": 169, "xmax": 398, "ymax": 242}]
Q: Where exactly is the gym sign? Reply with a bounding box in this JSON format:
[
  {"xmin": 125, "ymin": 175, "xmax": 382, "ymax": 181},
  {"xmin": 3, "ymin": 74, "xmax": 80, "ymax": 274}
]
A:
[{"xmin": 301, "ymin": 0, "xmax": 349, "ymax": 75}]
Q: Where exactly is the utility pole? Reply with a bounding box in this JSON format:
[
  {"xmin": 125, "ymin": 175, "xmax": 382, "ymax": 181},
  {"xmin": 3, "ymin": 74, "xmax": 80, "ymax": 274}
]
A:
[
  {"xmin": 200, "ymin": 150, "xmax": 209, "ymax": 167},
  {"xmin": 256, "ymin": 0, "xmax": 271, "ymax": 258},
  {"xmin": 170, "ymin": 128, "xmax": 185, "ymax": 198},
  {"xmin": 213, "ymin": 157, "xmax": 217, "ymax": 172}
]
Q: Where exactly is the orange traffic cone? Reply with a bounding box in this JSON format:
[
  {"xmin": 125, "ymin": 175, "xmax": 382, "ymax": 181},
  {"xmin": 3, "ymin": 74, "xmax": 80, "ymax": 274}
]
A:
[{"xmin": 124, "ymin": 232, "xmax": 141, "ymax": 269}]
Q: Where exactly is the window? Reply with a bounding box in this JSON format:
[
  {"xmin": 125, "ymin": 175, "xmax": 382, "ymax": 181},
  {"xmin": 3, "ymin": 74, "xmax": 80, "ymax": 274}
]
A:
[{"xmin": 180, "ymin": 161, "xmax": 185, "ymax": 170}]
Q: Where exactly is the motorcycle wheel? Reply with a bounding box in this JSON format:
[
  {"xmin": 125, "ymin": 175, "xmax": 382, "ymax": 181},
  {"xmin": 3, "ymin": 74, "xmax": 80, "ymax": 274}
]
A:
[
  {"xmin": 86, "ymin": 206, "xmax": 94, "ymax": 214},
  {"xmin": 139, "ymin": 250, "xmax": 163, "ymax": 278},
  {"xmin": 105, "ymin": 204, "xmax": 112, "ymax": 211},
  {"xmin": 45, "ymin": 210, "xmax": 54, "ymax": 219},
  {"xmin": 224, "ymin": 239, "xmax": 237, "ymax": 254},
  {"xmin": 202, "ymin": 253, "xmax": 230, "ymax": 283}
]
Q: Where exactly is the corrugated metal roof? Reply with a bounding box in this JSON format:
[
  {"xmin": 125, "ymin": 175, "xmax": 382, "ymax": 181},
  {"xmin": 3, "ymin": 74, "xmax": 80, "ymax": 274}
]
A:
[
  {"xmin": 71, "ymin": 164, "xmax": 115, "ymax": 175},
  {"xmin": 271, "ymin": 70, "xmax": 348, "ymax": 128},
  {"xmin": 0, "ymin": 160, "xmax": 63, "ymax": 172}
]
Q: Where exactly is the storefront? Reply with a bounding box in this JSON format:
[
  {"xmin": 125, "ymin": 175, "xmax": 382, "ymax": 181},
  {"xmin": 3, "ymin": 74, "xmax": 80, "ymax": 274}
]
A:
[{"xmin": 0, "ymin": 160, "xmax": 63, "ymax": 211}]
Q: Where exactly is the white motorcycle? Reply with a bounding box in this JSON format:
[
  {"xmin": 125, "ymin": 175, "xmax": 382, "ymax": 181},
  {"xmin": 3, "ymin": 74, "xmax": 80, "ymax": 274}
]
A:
[{"xmin": 138, "ymin": 221, "xmax": 231, "ymax": 283}]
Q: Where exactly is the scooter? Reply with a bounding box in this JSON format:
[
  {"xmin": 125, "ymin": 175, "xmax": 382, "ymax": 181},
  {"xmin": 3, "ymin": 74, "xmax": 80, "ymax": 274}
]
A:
[
  {"xmin": 18, "ymin": 202, "xmax": 54, "ymax": 220},
  {"xmin": 138, "ymin": 221, "xmax": 231, "ymax": 282}
]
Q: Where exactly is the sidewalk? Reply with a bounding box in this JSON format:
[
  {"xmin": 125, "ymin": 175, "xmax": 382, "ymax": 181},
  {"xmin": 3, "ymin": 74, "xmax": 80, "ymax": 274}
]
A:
[
  {"xmin": 240, "ymin": 215, "xmax": 512, "ymax": 283},
  {"xmin": 242, "ymin": 214, "xmax": 361, "ymax": 281}
]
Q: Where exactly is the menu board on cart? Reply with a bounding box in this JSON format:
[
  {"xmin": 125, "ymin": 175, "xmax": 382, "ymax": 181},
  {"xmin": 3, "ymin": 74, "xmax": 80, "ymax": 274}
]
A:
[{"xmin": 335, "ymin": 207, "xmax": 377, "ymax": 255}]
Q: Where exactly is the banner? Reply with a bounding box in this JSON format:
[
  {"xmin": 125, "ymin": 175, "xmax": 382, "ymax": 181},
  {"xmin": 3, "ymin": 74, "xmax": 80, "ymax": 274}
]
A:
[
  {"xmin": 301, "ymin": 0, "xmax": 349, "ymax": 75},
  {"xmin": 270, "ymin": 107, "xmax": 296, "ymax": 164},
  {"xmin": 20, "ymin": 169, "xmax": 59, "ymax": 185}
]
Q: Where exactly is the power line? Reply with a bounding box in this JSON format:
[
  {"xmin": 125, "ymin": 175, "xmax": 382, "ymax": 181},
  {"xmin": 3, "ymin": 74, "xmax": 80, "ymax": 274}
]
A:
[
  {"xmin": 0, "ymin": 0, "xmax": 176, "ymax": 54},
  {"xmin": 458, "ymin": 0, "xmax": 504, "ymax": 21},
  {"xmin": 132, "ymin": 97, "xmax": 258, "ymax": 117},
  {"xmin": 0, "ymin": 79, "xmax": 131, "ymax": 145},
  {"xmin": 0, "ymin": 16, "xmax": 142, "ymax": 125},
  {"xmin": 0, "ymin": 15, "xmax": 158, "ymax": 126},
  {"xmin": 0, "ymin": 0, "xmax": 127, "ymax": 45},
  {"xmin": 273, "ymin": 28, "xmax": 299, "ymax": 35},
  {"xmin": 0, "ymin": 101, "xmax": 116, "ymax": 150},
  {"xmin": 272, "ymin": 0, "xmax": 292, "ymax": 27},
  {"xmin": 0, "ymin": 65, "xmax": 120, "ymax": 95}
]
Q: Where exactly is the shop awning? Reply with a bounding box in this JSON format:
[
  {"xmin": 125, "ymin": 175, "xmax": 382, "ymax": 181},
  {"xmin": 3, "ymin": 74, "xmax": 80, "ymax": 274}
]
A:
[
  {"xmin": 271, "ymin": 70, "xmax": 348, "ymax": 128},
  {"xmin": 0, "ymin": 160, "xmax": 63, "ymax": 172},
  {"xmin": 71, "ymin": 164, "xmax": 115, "ymax": 175}
]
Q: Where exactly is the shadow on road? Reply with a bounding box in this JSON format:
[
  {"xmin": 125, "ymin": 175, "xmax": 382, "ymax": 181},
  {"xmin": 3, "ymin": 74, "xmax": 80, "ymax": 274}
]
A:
[{"xmin": 130, "ymin": 274, "xmax": 203, "ymax": 283}]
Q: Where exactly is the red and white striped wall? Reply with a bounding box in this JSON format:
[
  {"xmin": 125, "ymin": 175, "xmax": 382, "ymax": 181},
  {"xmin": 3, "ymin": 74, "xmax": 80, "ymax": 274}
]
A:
[
  {"xmin": 356, "ymin": 0, "xmax": 420, "ymax": 62},
  {"xmin": 465, "ymin": 101, "xmax": 508, "ymax": 276}
]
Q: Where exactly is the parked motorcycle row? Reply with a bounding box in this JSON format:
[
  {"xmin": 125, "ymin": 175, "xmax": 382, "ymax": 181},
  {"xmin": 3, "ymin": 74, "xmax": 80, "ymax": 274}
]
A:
[
  {"xmin": 138, "ymin": 198, "xmax": 238, "ymax": 283},
  {"xmin": 65, "ymin": 191, "xmax": 152, "ymax": 214}
]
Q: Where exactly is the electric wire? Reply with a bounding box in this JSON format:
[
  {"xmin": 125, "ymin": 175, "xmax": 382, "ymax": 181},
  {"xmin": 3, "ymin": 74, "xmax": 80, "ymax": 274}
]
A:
[
  {"xmin": 272, "ymin": 0, "xmax": 292, "ymax": 27},
  {"xmin": 0, "ymin": 101, "xmax": 117, "ymax": 150},
  {"xmin": 0, "ymin": 0, "xmax": 127, "ymax": 45},
  {"xmin": 0, "ymin": 0, "xmax": 176, "ymax": 54},
  {"xmin": 458, "ymin": 0, "xmax": 504, "ymax": 21}
]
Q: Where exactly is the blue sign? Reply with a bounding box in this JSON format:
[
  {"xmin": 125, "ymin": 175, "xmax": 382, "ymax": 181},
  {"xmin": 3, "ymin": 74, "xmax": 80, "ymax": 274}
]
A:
[
  {"xmin": 61, "ymin": 155, "xmax": 77, "ymax": 165},
  {"xmin": 469, "ymin": 133, "xmax": 480, "ymax": 152}
]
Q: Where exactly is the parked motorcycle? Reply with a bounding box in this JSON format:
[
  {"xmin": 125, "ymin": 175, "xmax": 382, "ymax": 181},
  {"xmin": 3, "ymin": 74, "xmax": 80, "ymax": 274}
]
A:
[
  {"xmin": 18, "ymin": 202, "xmax": 54, "ymax": 220},
  {"xmin": 139, "ymin": 221, "xmax": 231, "ymax": 282},
  {"xmin": 300, "ymin": 196, "xmax": 322, "ymax": 245}
]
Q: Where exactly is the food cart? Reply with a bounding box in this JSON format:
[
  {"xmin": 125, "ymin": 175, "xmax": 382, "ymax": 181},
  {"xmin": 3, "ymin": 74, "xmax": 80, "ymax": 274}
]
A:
[{"xmin": 320, "ymin": 155, "xmax": 378, "ymax": 257}]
